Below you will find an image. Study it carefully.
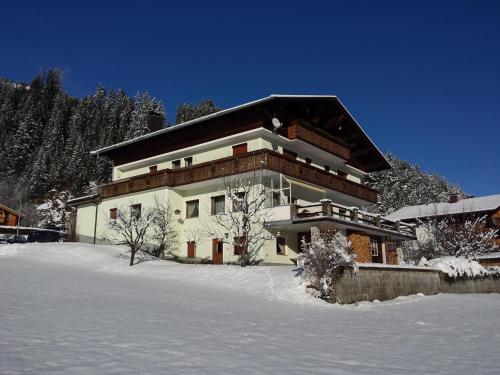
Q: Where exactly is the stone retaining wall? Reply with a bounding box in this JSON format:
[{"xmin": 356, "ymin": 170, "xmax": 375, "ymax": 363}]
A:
[{"xmin": 334, "ymin": 264, "xmax": 500, "ymax": 304}]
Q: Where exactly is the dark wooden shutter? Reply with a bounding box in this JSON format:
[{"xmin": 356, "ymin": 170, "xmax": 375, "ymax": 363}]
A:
[{"xmin": 232, "ymin": 143, "xmax": 248, "ymax": 156}]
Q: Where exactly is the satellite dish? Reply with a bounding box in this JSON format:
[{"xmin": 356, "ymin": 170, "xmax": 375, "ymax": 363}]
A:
[{"xmin": 272, "ymin": 117, "xmax": 282, "ymax": 129}]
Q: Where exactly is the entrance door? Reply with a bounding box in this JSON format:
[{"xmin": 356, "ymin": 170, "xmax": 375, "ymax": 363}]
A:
[
  {"xmin": 212, "ymin": 239, "xmax": 224, "ymax": 264},
  {"xmin": 187, "ymin": 241, "xmax": 196, "ymax": 258}
]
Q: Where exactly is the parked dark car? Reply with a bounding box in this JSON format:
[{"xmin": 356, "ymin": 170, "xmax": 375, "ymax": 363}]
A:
[
  {"xmin": 27, "ymin": 230, "xmax": 62, "ymax": 243},
  {"xmin": 6, "ymin": 235, "xmax": 28, "ymax": 244}
]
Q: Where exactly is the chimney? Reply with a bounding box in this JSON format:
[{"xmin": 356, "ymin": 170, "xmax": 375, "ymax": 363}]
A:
[
  {"xmin": 147, "ymin": 111, "xmax": 164, "ymax": 133},
  {"xmin": 449, "ymin": 194, "xmax": 460, "ymax": 203}
]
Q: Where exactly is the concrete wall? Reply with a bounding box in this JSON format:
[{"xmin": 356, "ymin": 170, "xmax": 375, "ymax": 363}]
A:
[
  {"xmin": 335, "ymin": 265, "xmax": 441, "ymax": 304},
  {"xmin": 334, "ymin": 265, "xmax": 500, "ymax": 304}
]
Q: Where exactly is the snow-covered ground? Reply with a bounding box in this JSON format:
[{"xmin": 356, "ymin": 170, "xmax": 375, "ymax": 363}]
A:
[{"xmin": 1, "ymin": 244, "xmax": 499, "ymax": 374}]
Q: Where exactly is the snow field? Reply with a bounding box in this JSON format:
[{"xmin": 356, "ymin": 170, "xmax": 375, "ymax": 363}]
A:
[{"xmin": 1, "ymin": 243, "xmax": 499, "ymax": 374}]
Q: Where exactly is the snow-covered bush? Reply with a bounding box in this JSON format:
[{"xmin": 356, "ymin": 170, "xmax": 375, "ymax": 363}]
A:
[
  {"xmin": 298, "ymin": 230, "xmax": 358, "ymax": 300},
  {"xmin": 403, "ymin": 216, "xmax": 498, "ymax": 264},
  {"xmin": 419, "ymin": 256, "xmax": 488, "ymax": 278}
]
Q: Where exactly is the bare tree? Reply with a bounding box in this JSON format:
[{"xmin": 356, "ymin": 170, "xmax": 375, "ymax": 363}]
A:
[
  {"xmin": 150, "ymin": 196, "xmax": 178, "ymax": 258},
  {"xmin": 205, "ymin": 172, "xmax": 273, "ymax": 267},
  {"xmin": 107, "ymin": 205, "xmax": 156, "ymax": 266}
]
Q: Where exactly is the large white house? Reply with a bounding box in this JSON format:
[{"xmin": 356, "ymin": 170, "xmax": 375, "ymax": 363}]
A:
[{"xmin": 68, "ymin": 95, "xmax": 415, "ymax": 264}]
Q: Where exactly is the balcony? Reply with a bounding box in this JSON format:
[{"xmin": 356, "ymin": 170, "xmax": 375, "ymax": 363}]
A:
[
  {"xmin": 294, "ymin": 201, "xmax": 416, "ymax": 237},
  {"xmin": 101, "ymin": 150, "xmax": 377, "ymax": 202},
  {"xmin": 280, "ymin": 122, "xmax": 350, "ymax": 160}
]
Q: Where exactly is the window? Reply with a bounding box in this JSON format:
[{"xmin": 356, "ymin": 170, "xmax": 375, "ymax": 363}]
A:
[
  {"xmin": 370, "ymin": 240, "xmax": 379, "ymax": 257},
  {"xmin": 211, "ymin": 195, "xmax": 225, "ymax": 215},
  {"xmin": 130, "ymin": 204, "xmax": 141, "ymax": 219},
  {"xmin": 276, "ymin": 237, "xmax": 286, "ymax": 255},
  {"xmin": 109, "ymin": 208, "xmax": 117, "ymax": 219},
  {"xmin": 324, "ymin": 165, "xmax": 330, "ymax": 173},
  {"xmin": 305, "ymin": 158, "xmax": 312, "ymax": 165},
  {"xmin": 172, "ymin": 160, "xmax": 181, "ymax": 170},
  {"xmin": 232, "ymin": 143, "xmax": 248, "ymax": 156},
  {"xmin": 186, "ymin": 200, "xmax": 199, "ymax": 218},
  {"xmin": 272, "ymin": 192, "xmax": 280, "ymax": 207},
  {"xmin": 215, "ymin": 240, "xmax": 223, "ymax": 254},
  {"xmin": 232, "ymin": 192, "xmax": 246, "ymax": 211},
  {"xmin": 184, "ymin": 157, "xmax": 193, "ymax": 167},
  {"xmin": 149, "ymin": 165, "xmax": 157, "ymax": 173},
  {"xmin": 337, "ymin": 170, "xmax": 347, "ymax": 179}
]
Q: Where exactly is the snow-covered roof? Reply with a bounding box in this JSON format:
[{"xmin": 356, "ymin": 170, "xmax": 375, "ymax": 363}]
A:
[
  {"xmin": 475, "ymin": 252, "xmax": 500, "ymax": 260},
  {"xmin": 385, "ymin": 194, "xmax": 500, "ymax": 221}
]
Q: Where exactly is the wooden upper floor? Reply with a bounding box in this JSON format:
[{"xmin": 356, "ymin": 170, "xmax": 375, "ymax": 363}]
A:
[
  {"xmin": 95, "ymin": 95, "xmax": 390, "ymax": 174},
  {"xmin": 101, "ymin": 149, "xmax": 378, "ymax": 203},
  {"xmin": 0, "ymin": 204, "xmax": 21, "ymax": 226}
]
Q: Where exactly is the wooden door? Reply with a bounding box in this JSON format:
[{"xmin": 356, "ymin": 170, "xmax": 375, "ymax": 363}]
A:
[
  {"xmin": 212, "ymin": 239, "xmax": 224, "ymax": 264},
  {"xmin": 187, "ymin": 241, "xmax": 196, "ymax": 258},
  {"xmin": 232, "ymin": 143, "xmax": 248, "ymax": 156}
]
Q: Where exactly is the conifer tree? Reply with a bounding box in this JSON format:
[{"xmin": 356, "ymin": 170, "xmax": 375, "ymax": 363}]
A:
[{"xmin": 175, "ymin": 99, "xmax": 219, "ymax": 124}]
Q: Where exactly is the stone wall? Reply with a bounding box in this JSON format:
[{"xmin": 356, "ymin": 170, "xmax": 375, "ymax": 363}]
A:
[
  {"xmin": 347, "ymin": 232, "xmax": 372, "ymax": 263},
  {"xmin": 334, "ymin": 265, "xmax": 500, "ymax": 304}
]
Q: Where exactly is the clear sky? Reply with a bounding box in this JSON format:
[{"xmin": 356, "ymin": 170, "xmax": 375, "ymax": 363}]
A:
[{"xmin": 1, "ymin": 0, "xmax": 499, "ymax": 196}]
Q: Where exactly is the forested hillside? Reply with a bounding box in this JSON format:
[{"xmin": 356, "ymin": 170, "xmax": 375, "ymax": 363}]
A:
[
  {"xmin": 0, "ymin": 70, "xmax": 465, "ymax": 227},
  {"xmin": 364, "ymin": 153, "xmax": 466, "ymax": 215},
  {"xmin": 0, "ymin": 70, "xmax": 218, "ymax": 226}
]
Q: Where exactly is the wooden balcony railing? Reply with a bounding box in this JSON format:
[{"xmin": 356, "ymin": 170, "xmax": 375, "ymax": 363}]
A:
[
  {"xmin": 101, "ymin": 150, "xmax": 377, "ymax": 202},
  {"xmin": 281, "ymin": 123, "xmax": 351, "ymax": 160},
  {"xmin": 293, "ymin": 201, "xmax": 416, "ymax": 237}
]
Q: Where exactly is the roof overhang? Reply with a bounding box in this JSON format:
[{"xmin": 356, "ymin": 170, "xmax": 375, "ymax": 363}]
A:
[{"xmin": 92, "ymin": 95, "xmax": 390, "ymax": 173}]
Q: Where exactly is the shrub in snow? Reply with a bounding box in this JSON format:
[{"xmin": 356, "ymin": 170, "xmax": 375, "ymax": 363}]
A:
[
  {"xmin": 298, "ymin": 230, "xmax": 358, "ymax": 301},
  {"xmin": 419, "ymin": 256, "xmax": 488, "ymax": 278},
  {"xmin": 403, "ymin": 216, "xmax": 498, "ymax": 264}
]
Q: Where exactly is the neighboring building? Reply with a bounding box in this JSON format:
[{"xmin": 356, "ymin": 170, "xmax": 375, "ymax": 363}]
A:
[
  {"xmin": 386, "ymin": 194, "xmax": 500, "ymax": 265},
  {"xmin": 68, "ymin": 95, "xmax": 415, "ymax": 265},
  {"xmin": 0, "ymin": 204, "xmax": 21, "ymax": 227}
]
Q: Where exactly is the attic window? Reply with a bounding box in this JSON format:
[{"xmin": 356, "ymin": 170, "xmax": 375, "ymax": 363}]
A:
[
  {"xmin": 109, "ymin": 208, "xmax": 117, "ymax": 219},
  {"xmin": 149, "ymin": 165, "xmax": 157, "ymax": 173},
  {"xmin": 172, "ymin": 160, "xmax": 181, "ymax": 170}
]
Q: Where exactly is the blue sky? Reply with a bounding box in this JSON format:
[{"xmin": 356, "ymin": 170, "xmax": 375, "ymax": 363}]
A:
[{"xmin": 1, "ymin": 0, "xmax": 499, "ymax": 196}]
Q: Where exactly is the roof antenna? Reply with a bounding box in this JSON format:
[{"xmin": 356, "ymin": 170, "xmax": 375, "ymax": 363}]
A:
[{"xmin": 272, "ymin": 117, "xmax": 282, "ymax": 132}]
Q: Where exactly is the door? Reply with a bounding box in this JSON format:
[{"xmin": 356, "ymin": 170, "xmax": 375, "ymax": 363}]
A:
[
  {"xmin": 212, "ymin": 239, "xmax": 224, "ymax": 264},
  {"xmin": 297, "ymin": 232, "xmax": 311, "ymax": 252},
  {"xmin": 187, "ymin": 241, "xmax": 196, "ymax": 258},
  {"xmin": 232, "ymin": 143, "xmax": 248, "ymax": 156}
]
